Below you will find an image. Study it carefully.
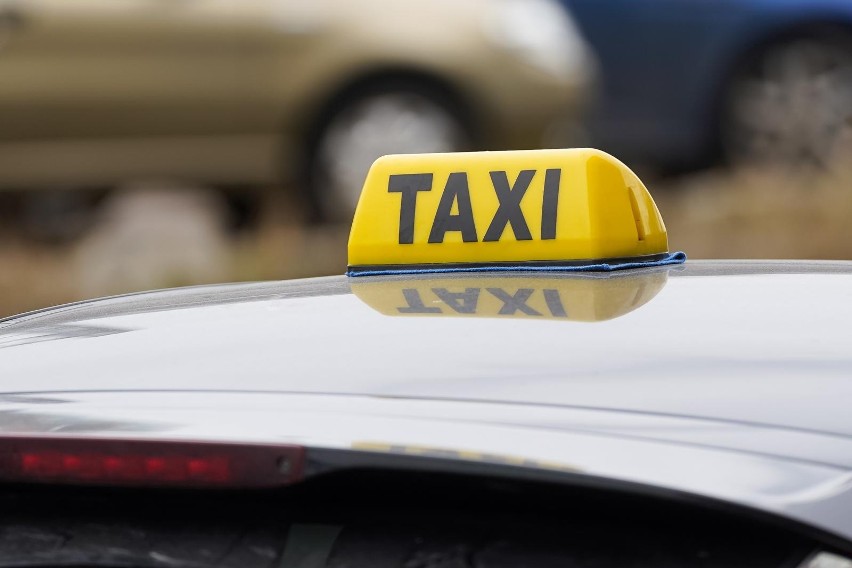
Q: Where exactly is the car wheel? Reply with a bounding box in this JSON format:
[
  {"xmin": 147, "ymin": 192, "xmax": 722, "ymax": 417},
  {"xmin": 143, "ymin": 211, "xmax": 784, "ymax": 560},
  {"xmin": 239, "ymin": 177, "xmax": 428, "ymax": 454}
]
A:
[
  {"xmin": 721, "ymin": 35, "xmax": 852, "ymax": 167},
  {"xmin": 308, "ymin": 86, "xmax": 471, "ymax": 222}
]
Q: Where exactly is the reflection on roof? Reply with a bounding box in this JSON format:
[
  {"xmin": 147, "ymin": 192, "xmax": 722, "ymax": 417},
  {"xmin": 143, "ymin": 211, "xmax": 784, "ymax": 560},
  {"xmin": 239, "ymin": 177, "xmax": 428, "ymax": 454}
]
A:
[{"xmin": 0, "ymin": 324, "xmax": 132, "ymax": 349}]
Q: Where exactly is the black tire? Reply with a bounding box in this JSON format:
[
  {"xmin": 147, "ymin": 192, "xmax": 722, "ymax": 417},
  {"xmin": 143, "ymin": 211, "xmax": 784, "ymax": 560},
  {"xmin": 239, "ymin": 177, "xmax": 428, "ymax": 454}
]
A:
[{"xmin": 304, "ymin": 81, "xmax": 472, "ymax": 223}]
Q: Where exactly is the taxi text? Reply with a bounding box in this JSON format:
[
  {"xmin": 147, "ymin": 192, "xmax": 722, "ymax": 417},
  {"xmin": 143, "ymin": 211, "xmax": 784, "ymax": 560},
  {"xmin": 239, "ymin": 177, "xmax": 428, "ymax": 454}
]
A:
[{"xmin": 389, "ymin": 169, "xmax": 561, "ymax": 245}]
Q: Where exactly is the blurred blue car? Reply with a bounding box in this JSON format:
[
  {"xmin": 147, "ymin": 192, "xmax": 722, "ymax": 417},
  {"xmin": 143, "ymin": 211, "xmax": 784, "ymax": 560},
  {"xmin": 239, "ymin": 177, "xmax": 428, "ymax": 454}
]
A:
[{"xmin": 562, "ymin": 0, "xmax": 852, "ymax": 169}]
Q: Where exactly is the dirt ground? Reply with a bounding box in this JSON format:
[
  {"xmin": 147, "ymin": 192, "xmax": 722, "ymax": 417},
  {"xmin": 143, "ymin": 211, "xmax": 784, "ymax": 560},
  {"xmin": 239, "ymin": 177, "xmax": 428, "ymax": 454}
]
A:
[{"xmin": 2, "ymin": 164, "xmax": 852, "ymax": 319}]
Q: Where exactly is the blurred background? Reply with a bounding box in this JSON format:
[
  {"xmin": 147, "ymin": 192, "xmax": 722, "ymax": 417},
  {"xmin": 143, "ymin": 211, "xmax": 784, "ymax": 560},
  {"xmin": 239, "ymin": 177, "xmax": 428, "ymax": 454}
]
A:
[{"xmin": 1, "ymin": 0, "xmax": 852, "ymax": 317}]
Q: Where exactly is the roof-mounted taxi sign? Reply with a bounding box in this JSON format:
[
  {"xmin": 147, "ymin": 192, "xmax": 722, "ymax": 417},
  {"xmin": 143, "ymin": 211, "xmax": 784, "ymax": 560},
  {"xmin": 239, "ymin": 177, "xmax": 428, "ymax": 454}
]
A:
[{"xmin": 347, "ymin": 148, "xmax": 684, "ymax": 276}]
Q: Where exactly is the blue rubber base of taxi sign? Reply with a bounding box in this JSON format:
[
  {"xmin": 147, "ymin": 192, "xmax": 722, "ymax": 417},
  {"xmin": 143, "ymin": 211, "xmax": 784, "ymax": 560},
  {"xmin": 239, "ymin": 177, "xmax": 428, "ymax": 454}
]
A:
[{"xmin": 347, "ymin": 251, "xmax": 687, "ymax": 277}]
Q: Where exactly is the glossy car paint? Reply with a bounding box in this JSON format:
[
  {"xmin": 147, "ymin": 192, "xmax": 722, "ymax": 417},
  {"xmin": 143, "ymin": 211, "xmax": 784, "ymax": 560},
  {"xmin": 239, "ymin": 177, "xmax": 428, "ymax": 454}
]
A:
[
  {"xmin": 561, "ymin": 0, "xmax": 852, "ymax": 167},
  {"xmin": 1, "ymin": 260, "xmax": 852, "ymax": 543}
]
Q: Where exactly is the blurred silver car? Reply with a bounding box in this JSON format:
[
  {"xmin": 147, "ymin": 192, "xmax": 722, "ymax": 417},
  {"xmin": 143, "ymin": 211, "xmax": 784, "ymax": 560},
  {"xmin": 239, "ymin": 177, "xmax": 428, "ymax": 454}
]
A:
[{"xmin": 0, "ymin": 0, "xmax": 594, "ymax": 220}]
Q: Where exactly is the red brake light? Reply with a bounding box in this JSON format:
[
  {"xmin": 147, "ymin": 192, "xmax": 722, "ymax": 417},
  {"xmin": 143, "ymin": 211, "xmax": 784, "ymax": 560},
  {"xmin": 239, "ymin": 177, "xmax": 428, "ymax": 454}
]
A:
[{"xmin": 0, "ymin": 437, "xmax": 304, "ymax": 488}]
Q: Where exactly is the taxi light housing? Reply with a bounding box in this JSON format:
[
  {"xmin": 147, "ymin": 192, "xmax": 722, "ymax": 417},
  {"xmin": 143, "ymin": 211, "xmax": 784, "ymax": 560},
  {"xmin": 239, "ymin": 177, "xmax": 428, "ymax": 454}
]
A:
[
  {"xmin": 347, "ymin": 148, "xmax": 675, "ymax": 275},
  {"xmin": 0, "ymin": 437, "xmax": 304, "ymax": 489}
]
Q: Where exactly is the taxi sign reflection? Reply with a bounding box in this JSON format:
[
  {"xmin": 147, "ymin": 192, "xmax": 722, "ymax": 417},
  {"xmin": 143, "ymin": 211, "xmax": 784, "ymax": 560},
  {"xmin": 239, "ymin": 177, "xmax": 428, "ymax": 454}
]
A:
[{"xmin": 351, "ymin": 269, "xmax": 669, "ymax": 322}]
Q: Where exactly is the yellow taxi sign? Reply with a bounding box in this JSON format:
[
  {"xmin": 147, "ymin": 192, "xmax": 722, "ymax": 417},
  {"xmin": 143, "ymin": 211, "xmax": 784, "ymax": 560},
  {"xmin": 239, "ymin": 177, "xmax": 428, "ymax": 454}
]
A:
[
  {"xmin": 348, "ymin": 149, "xmax": 674, "ymax": 275},
  {"xmin": 351, "ymin": 270, "xmax": 668, "ymax": 322}
]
